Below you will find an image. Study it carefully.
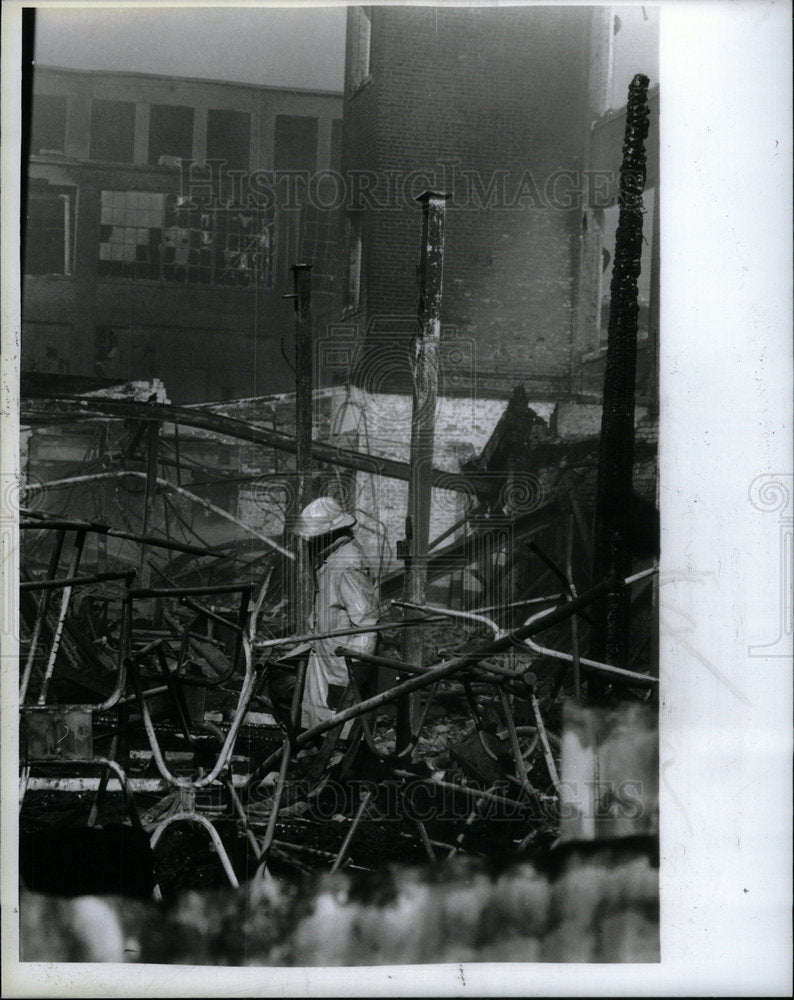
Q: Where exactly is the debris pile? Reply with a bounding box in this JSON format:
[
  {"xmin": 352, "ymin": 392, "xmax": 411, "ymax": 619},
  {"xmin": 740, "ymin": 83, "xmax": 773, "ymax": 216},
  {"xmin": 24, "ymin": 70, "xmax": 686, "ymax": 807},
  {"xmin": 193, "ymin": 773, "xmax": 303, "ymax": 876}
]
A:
[{"xmin": 19, "ymin": 377, "xmax": 657, "ymax": 898}]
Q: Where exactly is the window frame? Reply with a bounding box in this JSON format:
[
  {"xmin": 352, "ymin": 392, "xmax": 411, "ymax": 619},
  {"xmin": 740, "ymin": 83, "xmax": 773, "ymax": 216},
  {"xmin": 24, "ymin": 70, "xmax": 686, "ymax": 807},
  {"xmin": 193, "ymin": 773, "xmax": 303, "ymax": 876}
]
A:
[
  {"xmin": 89, "ymin": 98, "xmax": 136, "ymax": 163},
  {"xmin": 23, "ymin": 181, "xmax": 78, "ymax": 277}
]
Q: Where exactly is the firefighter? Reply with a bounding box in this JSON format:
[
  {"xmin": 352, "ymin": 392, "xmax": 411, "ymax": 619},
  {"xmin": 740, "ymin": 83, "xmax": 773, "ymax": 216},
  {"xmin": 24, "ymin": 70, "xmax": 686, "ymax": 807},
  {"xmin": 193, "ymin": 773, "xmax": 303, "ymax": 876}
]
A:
[{"xmin": 268, "ymin": 496, "xmax": 379, "ymax": 734}]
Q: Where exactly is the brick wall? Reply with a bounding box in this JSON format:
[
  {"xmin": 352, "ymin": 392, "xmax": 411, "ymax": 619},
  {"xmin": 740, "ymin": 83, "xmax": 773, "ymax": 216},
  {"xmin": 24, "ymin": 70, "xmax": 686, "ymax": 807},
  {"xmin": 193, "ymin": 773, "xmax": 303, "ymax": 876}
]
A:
[{"xmin": 340, "ymin": 5, "xmax": 593, "ymax": 397}]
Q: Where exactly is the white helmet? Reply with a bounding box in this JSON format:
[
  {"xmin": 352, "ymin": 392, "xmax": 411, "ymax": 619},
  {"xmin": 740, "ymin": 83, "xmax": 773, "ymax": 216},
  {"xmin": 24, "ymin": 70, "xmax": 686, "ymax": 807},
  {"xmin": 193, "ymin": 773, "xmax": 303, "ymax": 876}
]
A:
[{"xmin": 293, "ymin": 496, "xmax": 356, "ymax": 539}]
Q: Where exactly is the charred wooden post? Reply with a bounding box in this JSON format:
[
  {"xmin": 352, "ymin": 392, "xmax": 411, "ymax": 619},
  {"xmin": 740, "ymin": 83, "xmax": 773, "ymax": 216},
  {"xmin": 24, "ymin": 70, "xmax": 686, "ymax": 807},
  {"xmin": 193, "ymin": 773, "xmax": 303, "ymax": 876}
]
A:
[
  {"xmin": 289, "ymin": 264, "xmax": 314, "ymax": 650},
  {"xmin": 398, "ymin": 190, "xmax": 450, "ymax": 751},
  {"xmin": 591, "ymin": 74, "xmax": 651, "ymax": 691},
  {"xmin": 139, "ymin": 420, "xmax": 160, "ymax": 591}
]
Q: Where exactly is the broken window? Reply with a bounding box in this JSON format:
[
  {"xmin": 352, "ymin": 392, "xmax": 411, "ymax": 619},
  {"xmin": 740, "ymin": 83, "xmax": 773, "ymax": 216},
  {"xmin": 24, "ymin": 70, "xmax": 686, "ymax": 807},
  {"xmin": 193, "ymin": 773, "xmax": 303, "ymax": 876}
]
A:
[
  {"xmin": 148, "ymin": 104, "xmax": 194, "ymax": 166},
  {"xmin": 24, "ymin": 181, "xmax": 76, "ymax": 276},
  {"xmin": 206, "ymin": 109, "xmax": 251, "ymax": 173},
  {"xmin": 97, "ymin": 189, "xmax": 275, "ymax": 287},
  {"xmin": 30, "ymin": 94, "xmax": 67, "ymax": 155},
  {"xmin": 98, "ymin": 190, "xmax": 166, "ymax": 280},
  {"xmin": 89, "ymin": 99, "xmax": 136, "ymax": 163}
]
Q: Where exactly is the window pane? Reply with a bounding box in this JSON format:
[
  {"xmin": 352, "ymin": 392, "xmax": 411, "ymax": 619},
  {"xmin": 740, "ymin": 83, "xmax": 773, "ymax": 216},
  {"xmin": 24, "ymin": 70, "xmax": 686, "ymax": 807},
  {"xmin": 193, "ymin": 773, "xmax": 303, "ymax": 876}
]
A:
[
  {"xmin": 24, "ymin": 184, "xmax": 74, "ymax": 275},
  {"xmin": 274, "ymin": 115, "xmax": 318, "ymax": 173},
  {"xmin": 98, "ymin": 190, "xmax": 165, "ymax": 280},
  {"xmin": 206, "ymin": 109, "xmax": 251, "ymax": 172},
  {"xmin": 97, "ymin": 189, "xmax": 275, "ymax": 287},
  {"xmin": 90, "ymin": 99, "xmax": 135, "ymax": 162},
  {"xmin": 148, "ymin": 104, "xmax": 194, "ymax": 165},
  {"xmin": 31, "ymin": 94, "xmax": 67, "ymax": 154}
]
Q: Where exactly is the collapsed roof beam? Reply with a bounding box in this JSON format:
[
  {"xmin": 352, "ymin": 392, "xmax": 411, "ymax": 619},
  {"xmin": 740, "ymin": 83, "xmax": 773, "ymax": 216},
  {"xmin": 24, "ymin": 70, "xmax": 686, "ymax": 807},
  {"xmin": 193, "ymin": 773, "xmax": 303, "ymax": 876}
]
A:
[{"xmin": 21, "ymin": 395, "xmax": 470, "ymax": 494}]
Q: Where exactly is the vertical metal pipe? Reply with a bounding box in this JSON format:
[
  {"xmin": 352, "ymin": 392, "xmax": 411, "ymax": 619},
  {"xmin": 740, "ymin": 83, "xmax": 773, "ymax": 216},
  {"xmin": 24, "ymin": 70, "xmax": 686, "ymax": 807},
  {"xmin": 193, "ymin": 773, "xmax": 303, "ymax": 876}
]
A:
[
  {"xmin": 398, "ymin": 191, "xmax": 449, "ymax": 751},
  {"xmin": 590, "ymin": 74, "xmax": 650, "ymax": 687},
  {"xmin": 290, "ymin": 264, "xmax": 314, "ymax": 639},
  {"xmin": 20, "ymin": 527, "xmax": 66, "ymax": 703},
  {"xmin": 566, "ymin": 514, "xmax": 582, "ymax": 699},
  {"xmin": 60, "ymin": 193, "xmax": 71, "ymax": 275},
  {"xmin": 140, "ymin": 420, "xmax": 160, "ymax": 591},
  {"xmin": 37, "ymin": 529, "xmax": 87, "ymax": 705}
]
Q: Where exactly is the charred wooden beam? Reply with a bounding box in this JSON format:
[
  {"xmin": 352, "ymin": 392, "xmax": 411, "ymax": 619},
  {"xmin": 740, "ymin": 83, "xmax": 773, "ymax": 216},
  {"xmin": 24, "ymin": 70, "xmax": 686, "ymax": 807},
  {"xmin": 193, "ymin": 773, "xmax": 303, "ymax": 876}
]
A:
[
  {"xmin": 20, "ymin": 395, "xmax": 466, "ymax": 493},
  {"xmin": 290, "ymin": 263, "xmax": 315, "ymax": 647},
  {"xmin": 591, "ymin": 73, "xmax": 652, "ymax": 687}
]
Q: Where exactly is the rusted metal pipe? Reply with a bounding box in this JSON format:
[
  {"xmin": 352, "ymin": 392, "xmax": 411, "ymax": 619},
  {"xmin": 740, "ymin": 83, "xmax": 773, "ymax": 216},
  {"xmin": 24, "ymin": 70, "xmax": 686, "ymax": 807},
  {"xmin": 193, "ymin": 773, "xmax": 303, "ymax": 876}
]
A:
[
  {"xmin": 36, "ymin": 529, "xmax": 87, "ymax": 705},
  {"xmin": 530, "ymin": 692, "xmax": 561, "ymax": 796},
  {"xmin": 565, "ymin": 514, "xmax": 581, "ymax": 699},
  {"xmin": 290, "ymin": 263, "xmax": 315, "ymax": 639},
  {"xmin": 150, "ymin": 812, "xmax": 239, "ymax": 890},
  {"xmin": 21, "ymin": 570, "xmax": 134, "ymax": 592},
  {"xmin": 20, "ymin": 514, "xmax": 222, "ymax": 557},
  {"xmin": 23, "ymin": 471, "xmax": 294, "ymax": 560},
  {"xmin": 254, "ymin": 615, "xmax": 448, "ymax": 651},
  {"xmin": 392, "ymin": 771, "xmax": 529, "ymax": 812},
  {"xmin": 19, "ymin": 527, "xmax": 66, "ymax": 702},
  {"xmin": 132, "ymin": 583, "xmax": 253, "ymax": 599},
  {"xmin": 256, "ymin": 734, "xmax": 292, "ymax": 871},
  {"xmin": 127, "ymin": 634, "xmax": 257, "ymax": 789},
  {"xmin": 243, "ymin": 577, "xmax": 618, "ymax": 787},
  {"xmin": 140, "ymin": 419, "xmax": 160, "ymax": 587},
  {"xmin": 330, "ymin": 789, "xmax": 374, "ymax": 873},
  {"xmin": 498, "ymin": 688, "xmax": 536, "ymax": 798}
]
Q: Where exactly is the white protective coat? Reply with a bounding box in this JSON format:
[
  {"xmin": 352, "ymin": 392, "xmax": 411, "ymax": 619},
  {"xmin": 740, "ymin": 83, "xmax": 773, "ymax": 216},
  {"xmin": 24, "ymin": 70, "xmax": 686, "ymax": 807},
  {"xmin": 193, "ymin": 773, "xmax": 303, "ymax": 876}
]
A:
[{"xmin": 301, "ymin": 535, "xmax": 379, "ymax": 730}]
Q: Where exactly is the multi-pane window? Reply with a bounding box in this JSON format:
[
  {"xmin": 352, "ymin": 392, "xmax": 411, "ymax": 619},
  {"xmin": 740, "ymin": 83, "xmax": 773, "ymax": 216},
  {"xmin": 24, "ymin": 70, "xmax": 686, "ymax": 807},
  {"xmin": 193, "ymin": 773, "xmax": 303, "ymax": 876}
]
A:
[
  {"xmin": 30, "ymin": 94, "xmax": 67, "ymax": 155},
  {"xmin": 300, "ymin": 203, "xmax": 338, "ymax": 295},
  {"xmin": 98, "ymin": 190, "xmax": 165, "ymax": 279},
  {"xmin": 148, "ymin": 104, "xmax": 194, "ymax": 165},
  {"xmin": 24, "ymin": 182, "xmax": 76, "ymax": 276},
  {"xmin": 89, "ymin": 99, "xmax": 135, "ymax": 162},
  {"xmin": 98, "ymin": 189, "xmax": 275, "ymax": 287}
]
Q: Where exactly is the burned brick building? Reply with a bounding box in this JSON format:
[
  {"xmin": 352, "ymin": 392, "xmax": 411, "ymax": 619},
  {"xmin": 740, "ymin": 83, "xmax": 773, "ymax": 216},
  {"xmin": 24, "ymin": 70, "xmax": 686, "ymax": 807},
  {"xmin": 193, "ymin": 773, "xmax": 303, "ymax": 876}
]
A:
[
  {"xmin": 16, "ymin": 9, "xmax": 667, "ymax": 948},
  {"xmin": 20, "ymin": 6, "xmax": 660, "ymax": 577},
  {"xmin": 22, "ymin": 65, "xmax": 342, "ymax": 402},
  {"xmin": 329, "ymin": 4, "xmax": 659, "ymax": 409}
]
